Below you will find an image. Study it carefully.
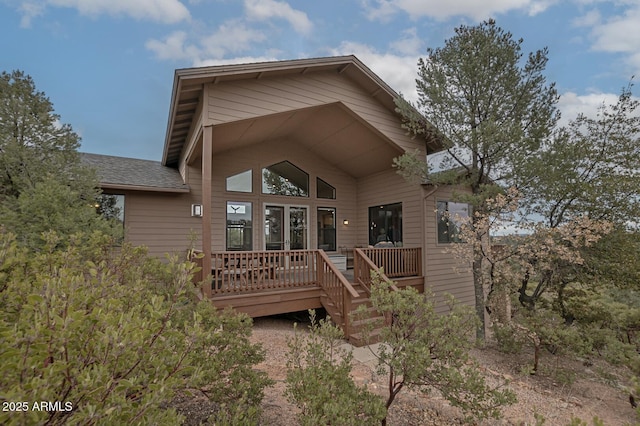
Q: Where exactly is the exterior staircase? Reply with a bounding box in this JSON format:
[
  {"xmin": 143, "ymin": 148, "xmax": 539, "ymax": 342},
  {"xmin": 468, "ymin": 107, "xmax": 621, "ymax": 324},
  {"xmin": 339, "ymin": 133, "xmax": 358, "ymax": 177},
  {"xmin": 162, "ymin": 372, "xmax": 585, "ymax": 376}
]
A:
[{"xmin": 320, "ymin": 281, "xmax": 386, "ymax": 347}]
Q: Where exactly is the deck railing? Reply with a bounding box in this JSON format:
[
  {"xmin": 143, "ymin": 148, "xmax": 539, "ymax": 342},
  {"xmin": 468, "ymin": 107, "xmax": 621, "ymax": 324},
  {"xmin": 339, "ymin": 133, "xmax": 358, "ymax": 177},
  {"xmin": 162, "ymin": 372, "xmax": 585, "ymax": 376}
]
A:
[
  {"xmin": 191, "ymin": 248, "xmax": 422, "ymax": 293},
  {"xmin": 316, "ymin": 250, "xmax": 360, "ymax": 337},
  {"xmin": 353, "ymin": 248, "xmax": 398, "ymax": 295},
  {"xmin": 205, "ymin": 250, "xmax": 317, "ymax": 295},
  {"xmin": 358, "ymin": 247, "xmax": 422, "ymax": 278}
]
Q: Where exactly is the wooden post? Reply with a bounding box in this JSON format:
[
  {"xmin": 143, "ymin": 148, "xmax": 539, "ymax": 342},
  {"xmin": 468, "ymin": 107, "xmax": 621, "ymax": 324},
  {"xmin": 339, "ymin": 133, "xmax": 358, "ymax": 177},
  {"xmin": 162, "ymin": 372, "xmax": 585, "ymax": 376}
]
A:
[
  {"xmin": 343, "ymin": 286, "xmax": 351, "ymax": 339},
  {"xmin": 316, "ymin": 251, "xmax": 324, "ymax": 286},
  {"xmin": 201, "ymin": 125, "xmax": 213, "ymax": 298},
  {"xmin": 353, "ymin": 252, "xmax": 359, "ymax": 285}
]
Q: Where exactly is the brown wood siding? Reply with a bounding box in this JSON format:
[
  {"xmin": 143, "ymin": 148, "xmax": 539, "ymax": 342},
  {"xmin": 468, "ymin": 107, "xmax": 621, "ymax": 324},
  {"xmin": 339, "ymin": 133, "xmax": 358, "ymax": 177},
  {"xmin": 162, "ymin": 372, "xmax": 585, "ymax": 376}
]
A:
[
  {"xmin": 199, "ymin": 138, "xmax": 359, "ymax": 252},
  {"xmin": 108, "ymin": 187, "xmax": 201, "ymax": 259},
  {"xmin": 356, "ymin": 169, "xmax": 424, "ymax": 249},
  {"xmin": 423, "ymin": 185, "xmax": 475, "ymax": 311},
  {"xmin": 206, "ymin": 72, "xmax": 418, "ymax": 153}
]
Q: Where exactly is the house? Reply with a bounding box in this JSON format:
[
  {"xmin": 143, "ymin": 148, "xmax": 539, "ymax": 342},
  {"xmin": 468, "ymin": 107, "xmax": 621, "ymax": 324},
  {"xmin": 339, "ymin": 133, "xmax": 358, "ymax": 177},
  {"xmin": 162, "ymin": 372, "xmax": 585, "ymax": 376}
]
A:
[{"xmin": 82, "ymin": 55, "xmax": 473, "ymax": 344}]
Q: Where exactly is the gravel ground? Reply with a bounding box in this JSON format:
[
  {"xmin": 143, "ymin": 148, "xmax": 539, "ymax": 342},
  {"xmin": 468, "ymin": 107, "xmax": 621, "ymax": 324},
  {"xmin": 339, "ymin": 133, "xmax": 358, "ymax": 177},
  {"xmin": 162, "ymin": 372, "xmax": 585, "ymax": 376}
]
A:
[{"xmin": 249, "ymin": 315, "xmax": 638, "ymax": 426}]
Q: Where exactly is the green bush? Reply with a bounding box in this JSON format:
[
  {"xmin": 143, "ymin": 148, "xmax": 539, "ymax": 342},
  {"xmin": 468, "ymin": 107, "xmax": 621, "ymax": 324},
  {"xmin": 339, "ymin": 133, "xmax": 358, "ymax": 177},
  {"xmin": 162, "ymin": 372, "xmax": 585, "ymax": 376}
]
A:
[
  {"xmin": 285, "ymin": 310, "xmax": 386, "ymax": 426},
  {"xmin": 359, "ymin": 271, "xmax": 516, "ymax": 425},
  {"xmin": 492, "ymin": 322, "xmax": 526, "ymax": 354},
  {"xmin": 0, "ymin": 229, "xmax": 271, "ymax": 425}
]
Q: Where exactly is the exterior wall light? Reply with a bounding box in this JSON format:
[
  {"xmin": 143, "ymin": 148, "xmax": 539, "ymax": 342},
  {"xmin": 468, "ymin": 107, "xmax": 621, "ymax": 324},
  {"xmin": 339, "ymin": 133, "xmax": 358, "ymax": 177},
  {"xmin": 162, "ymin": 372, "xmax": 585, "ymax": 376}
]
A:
[
  {"xmin": 191, "ymin": 204, "xmax": 203, "ymax": 217},
  {"xmin": 343, "ymin": 219, "xmax": 349, "ymax": 225}
]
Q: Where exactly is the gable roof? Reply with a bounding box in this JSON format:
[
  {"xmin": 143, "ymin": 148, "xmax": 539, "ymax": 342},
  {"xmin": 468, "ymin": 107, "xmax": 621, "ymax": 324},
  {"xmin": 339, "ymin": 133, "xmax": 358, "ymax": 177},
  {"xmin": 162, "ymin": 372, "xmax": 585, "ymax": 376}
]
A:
[
  {"xmin": 80, "ymin": 153, "xmax": 189, "ymax": 193},
  {"xmin": 162, "ymin": 55, "xmax": 442, "ymax": 167}
]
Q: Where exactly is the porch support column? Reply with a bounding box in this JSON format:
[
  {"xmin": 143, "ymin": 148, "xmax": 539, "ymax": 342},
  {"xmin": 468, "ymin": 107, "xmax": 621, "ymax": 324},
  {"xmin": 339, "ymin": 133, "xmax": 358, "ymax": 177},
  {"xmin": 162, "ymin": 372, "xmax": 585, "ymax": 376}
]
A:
[{"xmin": 201, "ymin": 125, "xmax": 213, "ymax": 298}]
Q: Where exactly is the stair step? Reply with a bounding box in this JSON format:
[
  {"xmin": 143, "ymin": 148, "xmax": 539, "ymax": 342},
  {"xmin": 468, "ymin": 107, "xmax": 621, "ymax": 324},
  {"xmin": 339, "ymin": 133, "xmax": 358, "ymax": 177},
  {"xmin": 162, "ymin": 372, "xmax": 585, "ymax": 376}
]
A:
[
  {"xmin": 349, "ymin": 328, "xmax": 383, "ymax": 346},
  {"xmin": 320, "ymin": 290, "xmax": 386, "ymax": 348}
]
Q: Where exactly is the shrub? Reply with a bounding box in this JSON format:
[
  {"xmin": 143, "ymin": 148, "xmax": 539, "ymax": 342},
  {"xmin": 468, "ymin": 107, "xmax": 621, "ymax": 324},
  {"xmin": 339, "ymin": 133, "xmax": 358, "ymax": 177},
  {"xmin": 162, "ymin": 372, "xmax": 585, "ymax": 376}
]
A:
[
  {"xmin": 0, "ymin": 229, "xmax": 271, "ymax": 425},
  {"xmin": 492, "ymin": 322, "xmax": 526, "ymax": 354},
  {"xmin": 358, "ymin": 271, "xmax": 516, "ymax": 425},
  {"xmin": 285, "ymin": 310, "xmax": 386, "ymax": 425}
]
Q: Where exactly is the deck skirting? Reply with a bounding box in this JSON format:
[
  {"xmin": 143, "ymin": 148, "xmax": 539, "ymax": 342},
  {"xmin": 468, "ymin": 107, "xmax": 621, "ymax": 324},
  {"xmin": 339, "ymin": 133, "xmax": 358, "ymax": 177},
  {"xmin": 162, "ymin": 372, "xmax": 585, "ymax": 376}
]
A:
[{"xmin": 210, "ymin": 286, "xmax": 323, "ymax": 318}]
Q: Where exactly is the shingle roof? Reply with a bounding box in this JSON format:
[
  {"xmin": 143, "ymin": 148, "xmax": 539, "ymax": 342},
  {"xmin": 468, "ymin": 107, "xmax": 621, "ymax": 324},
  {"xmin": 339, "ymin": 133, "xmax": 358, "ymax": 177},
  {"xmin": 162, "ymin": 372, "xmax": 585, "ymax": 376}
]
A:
[{"xmin": 80, "ymin": 153, "xmax": 189, "ymax": 193}]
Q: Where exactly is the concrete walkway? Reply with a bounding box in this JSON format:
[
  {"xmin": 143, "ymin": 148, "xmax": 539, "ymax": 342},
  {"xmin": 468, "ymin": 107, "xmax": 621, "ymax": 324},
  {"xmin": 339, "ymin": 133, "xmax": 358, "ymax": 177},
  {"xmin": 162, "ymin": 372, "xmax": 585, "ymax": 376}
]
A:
[{"xmin": 338, "ymin": 341, "xmax": 386, "ymax": 367}]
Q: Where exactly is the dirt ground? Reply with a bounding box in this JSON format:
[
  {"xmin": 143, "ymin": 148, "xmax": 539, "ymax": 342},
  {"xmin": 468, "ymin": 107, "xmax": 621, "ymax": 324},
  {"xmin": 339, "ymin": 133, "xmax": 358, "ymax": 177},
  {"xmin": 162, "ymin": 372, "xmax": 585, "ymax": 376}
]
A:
[{"xmin": 250, "ymin": 315, "xmax": 638, "ymax": 426}]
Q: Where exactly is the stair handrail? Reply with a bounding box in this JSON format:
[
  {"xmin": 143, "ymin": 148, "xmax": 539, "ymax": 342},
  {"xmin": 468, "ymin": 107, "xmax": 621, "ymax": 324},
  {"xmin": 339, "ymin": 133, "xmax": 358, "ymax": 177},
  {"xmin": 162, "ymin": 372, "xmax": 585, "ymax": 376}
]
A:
[
  {"xmin": 353, "ymin": 248, "xmax": 399, "ymax": 295},
  {"xmin": 317, "ymin": 250, "xmax": 360, "ymax": 337},
  {"xmin": 317, "ymin": 250, "xmax": 360, "ymax": 299}
]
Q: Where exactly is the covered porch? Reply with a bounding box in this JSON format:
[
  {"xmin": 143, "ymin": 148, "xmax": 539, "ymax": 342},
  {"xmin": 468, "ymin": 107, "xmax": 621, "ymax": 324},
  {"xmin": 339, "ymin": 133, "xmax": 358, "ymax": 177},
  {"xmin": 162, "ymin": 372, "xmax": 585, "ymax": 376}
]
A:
[{"xmin": 191, "ymin": 246, "xmax": 423, "ymax": 343}]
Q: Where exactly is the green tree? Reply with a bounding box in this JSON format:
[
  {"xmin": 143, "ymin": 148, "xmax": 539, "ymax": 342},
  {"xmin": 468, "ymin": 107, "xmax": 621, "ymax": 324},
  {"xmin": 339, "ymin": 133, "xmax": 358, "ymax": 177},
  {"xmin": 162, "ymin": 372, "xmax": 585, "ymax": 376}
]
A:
[
  {"xmin": 357, "ymin": 271, "xmax": 516, "ymax": 425},
  {"xmin": 395, "ymin": 20, "xmax": 559, "ymax": 339},
  {"xmin": 0, "ymin": 70, "xmax": 115, "ymax": 247},
  {"xmin": 0, "ymin": 229, "xmax": 271, "ymax": 425},
  {"xmin": 520, "ymin": 83, "xmax": 640, "ymax": 228},
  {"xmin": 451, "ymin": 192, "xmax": 640, "ymax": 378}
]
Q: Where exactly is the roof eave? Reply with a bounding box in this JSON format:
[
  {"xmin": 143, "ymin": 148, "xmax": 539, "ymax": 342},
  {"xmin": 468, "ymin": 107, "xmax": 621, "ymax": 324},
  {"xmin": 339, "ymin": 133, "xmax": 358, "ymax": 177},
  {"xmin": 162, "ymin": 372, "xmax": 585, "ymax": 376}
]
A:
[
  {"xmin": 101, "ymin": 183, "xmax": 190, "ymax": 193},
  {"xmin": 161, "ymin": 55, "xmax": 444, "ymax": 166}
]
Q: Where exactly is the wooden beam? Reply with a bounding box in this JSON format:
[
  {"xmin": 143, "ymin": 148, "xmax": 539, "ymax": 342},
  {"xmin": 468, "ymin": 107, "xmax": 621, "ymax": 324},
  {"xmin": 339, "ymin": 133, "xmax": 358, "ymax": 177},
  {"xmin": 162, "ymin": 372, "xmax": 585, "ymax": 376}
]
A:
[{"xmin": 201, "ymin": 125, "xmax": 213, "ymax": 298}]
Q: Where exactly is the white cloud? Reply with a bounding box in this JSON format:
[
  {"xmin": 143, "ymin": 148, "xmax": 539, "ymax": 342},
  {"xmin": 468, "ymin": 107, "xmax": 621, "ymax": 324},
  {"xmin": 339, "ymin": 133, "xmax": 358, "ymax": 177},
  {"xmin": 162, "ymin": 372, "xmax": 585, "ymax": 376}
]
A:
[
  {"xmin": 389, "ymin": 27, "xmax": 423, "ymax": 56},
  {"xmin": 574, "ymin": 4, "xmax": 640, "ymax": 83},
  {"xmin": 18, "ymin": 2, "xmax": 46, "ymax": 27},
  {"xmin": 24, "ymin": 0, "xmax": 191, "ymax": 24},
  {"xmin": 361, "ymin": 0, "xmax": 396, "ymax": 21},
  {"xmin": 145, "ymin": 31, "xmax": 198, "ymax": 61},
  {"xmin": 194, "ymin": 55, "xmax": 280, "ymax": 68},
  {"xmin": 572, "ymin": 9, "xmax": 601, "ymax": 27},
  {"xmin": 590, "ymin": 6, "xmax": 640, "ymax": 53},
  {"xmin": 557, "ymin": 90, "xmax": 622, "ymax": 126},
  {"xmin": 146, "ymin": 22, "xmax": 267, "ymax": 64},
  {"xmin": 362, "ymin": 0, "xmax": 554, "ymax": 21},
  {"xmin": 329, "ymin": 41, "xmax": 421, "ymax": 103},
  {"xmin": 244, "ymin": 0, "xmax": 313, "ymax": 34},
  {"xmin": 145, "ymin": 1, "xmax": 311, "ymax": 64},
  {"xmin": 201, "ymin": 21, "xmax": 267, "ymax": 58}
]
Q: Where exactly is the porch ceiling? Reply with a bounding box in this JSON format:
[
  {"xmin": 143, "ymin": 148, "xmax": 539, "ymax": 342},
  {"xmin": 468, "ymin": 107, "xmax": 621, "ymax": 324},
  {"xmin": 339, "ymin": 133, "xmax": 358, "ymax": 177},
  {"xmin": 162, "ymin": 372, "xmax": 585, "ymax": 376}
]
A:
[{"xmin": 205, "ymin": 103, "xmax": 405, "ymax": 179}]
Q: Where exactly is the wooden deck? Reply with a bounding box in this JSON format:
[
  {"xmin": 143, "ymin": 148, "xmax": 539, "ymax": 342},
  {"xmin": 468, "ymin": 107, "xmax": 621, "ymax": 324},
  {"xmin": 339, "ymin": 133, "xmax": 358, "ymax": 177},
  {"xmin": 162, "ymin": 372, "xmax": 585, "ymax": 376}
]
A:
[{"xmin": 190, "ymin": 247, "xmax": 423, "ymax": 345}]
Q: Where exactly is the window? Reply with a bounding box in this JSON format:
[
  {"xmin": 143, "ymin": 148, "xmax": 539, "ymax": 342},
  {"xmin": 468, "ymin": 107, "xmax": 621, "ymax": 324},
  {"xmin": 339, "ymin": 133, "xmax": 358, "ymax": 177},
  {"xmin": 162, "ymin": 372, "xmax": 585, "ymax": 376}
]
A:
[
  {"xmin": 97, "ymin": 194, "xmax": 125, "ymax": 225},
  {"xmin": 96, "ymin": 194, "xmax": 125, "ymax": 243},
  {"xmin": 317, "ymin": 178, "xmax": 336, "ymax": 199},
  {"xmin": 437, "ymin": 201, "xmax": 469, "ymax": 243},
  {"xmin": 226, "ymin": 169, "xmax": 252, "ymax": 192},
  {"xmin": 262, "ymin": 161, "xmax": 308, "ymax": 197},
  {"xmin": 368, "ymin": 203, "xmax": 402, "ymax": 246},
  {"xmin": 226, "ymin": 201, "xmax": 252, "ymax": 251},
  {"xmin": 317, "ymin": 207, "xmax": 336, "ymax": 251}
]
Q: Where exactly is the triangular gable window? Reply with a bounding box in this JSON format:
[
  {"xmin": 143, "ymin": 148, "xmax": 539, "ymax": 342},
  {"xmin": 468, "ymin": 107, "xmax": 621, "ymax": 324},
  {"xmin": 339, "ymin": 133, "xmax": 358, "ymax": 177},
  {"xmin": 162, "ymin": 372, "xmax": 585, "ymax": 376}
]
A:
[
  {"xmin": 317, "ymin": 177, "xmax": 335, "ymax": 199},
  {"xmin": 262, "ymin": 161, "xmax": 309, "ymax": 197},
  {"xmin": 226, "ymin": 169, "xmax": 252, "ymax": 193}
]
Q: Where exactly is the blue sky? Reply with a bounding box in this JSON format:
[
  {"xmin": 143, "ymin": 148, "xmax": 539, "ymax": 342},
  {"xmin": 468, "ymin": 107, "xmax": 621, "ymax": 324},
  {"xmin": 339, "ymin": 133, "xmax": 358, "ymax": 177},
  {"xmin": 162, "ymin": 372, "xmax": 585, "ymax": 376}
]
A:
[{"xmin": 1, "ymin": 0, "xmax": 639, "ymax": 161}]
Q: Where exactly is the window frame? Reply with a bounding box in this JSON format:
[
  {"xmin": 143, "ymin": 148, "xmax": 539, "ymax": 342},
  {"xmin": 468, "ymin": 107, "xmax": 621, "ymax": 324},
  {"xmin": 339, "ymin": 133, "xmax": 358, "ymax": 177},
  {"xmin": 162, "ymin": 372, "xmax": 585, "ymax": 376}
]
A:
[
  {"xmin": 261, "ymin": 160, "xmax": 309, "ymax": 197},
  {"xmin": 97, "ymin": 193, "xmax": 125, "ymax": 226},
  {"xmin": 368, "ymin": 202, "xmax": 402, "ymax": 246},
  {"xmin": 225, "ymin": 169, "xmax": 253, "ymax": 193},
  {"xmin": 316, "ymin": 177, "xmax": 336, "ymax": 199},
  {"xmin": 226, "ymin": 201, "xmax": 253, "ymax": 251},
  {"xmin": 317, "ymin": 207, "xmax": 337, "ymax": 251},
  {"xmin": 436, "ymin": 200, "xmax": 470, "ymax": 244}
]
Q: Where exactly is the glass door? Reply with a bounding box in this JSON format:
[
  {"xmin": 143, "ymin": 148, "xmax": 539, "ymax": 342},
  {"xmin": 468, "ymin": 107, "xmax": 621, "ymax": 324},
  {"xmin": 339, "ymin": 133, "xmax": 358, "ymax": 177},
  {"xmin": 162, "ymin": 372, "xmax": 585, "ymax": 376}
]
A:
[
  {"xmin": 265, "ymin": 205, "xmax": 285, "ymax": 250},
  {"xmin": 264, "ymin": 204, "xmax": 308, "ymax": 251},
  {"xmin": 288, "ymin": 206, "xmax": 308, "ymax": 250}
]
